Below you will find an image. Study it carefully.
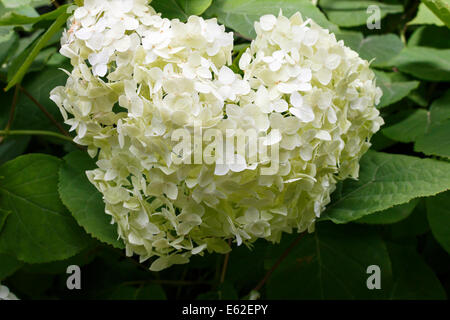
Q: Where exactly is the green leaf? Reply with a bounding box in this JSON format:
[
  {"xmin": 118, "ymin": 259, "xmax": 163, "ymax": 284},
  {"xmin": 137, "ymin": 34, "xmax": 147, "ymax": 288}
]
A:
[
  {"xmin": 204, "ymin": 0, "xmax": 337, "ymax": 39},
  {"xmin": 12, "ymin": 67, "xmax": 69, "ymax": 132},
  {"xmin": 388, "ymin": 200, "xmax": 430, "ymax": 239},
  {"xmin": 322, "ymin": 151, "xmax": 450, "ymax": 223},
  {"xmin": 414, "ymin": 90, "xmax": 450, "ymax": 158},
  {"xmin": 1, "ymin": 0, "xmax": 51, "ymax": 8},
  {"xmin": 106, "ymin": 284, "xmax": 166, "ymax": 300},
  {"xmin": 4, "ymin": 7, "xmax": 70, "ymax": 91},
  {"xmin": 427, "ymin": 191, "xmax": 450, "ymax": 254},
  {"xmin": 374, "ymin": 70, "xmax": 420, "ymax": 108},
  {"xmin": 0, "ymin": 207, "xmax": 10, "ymax": 232},
  {"xmin": 176, "ymin": 0, "xmax": 212, "ymax": 16},
  {"xmin": 196, "ymin": 282, "xmax": 238, "ymax": 300},
  {"xmin": 415, "ymin": 120, "xmax": 450, "ymax": 158},
  {"xmin": 421, "ymin": 0, "xmax": 450, "ymax": 28},
  {"xmin": 382, "ymin": 109, "xmax": 428, "ymax": 143},
  {"xmin": 408, "ymin": 25, "xmax": 450, "ymax": 49},
  {"xmin": 410, "ymin": 3, "xmax": 445, "ymax": 26},
  {"xmin": 58, "ymin": 151, "xmax": 124, "ymax": 249},
  {"xmin": 387, "ymin": 243, "xmax": 446, "ymax": 299},
  {"xmin": 0, "ymin": 154, "xmax": 91, "ymax": 263},
  {"xmin": 149, "ymin": 0, "xmax": 216, "ymax": 22},
  {"xmin": 0, "ymin": 253, "xmax": 22, "ymax": 280},
  {"xmin": 0, "ymin": 137, "xmax": 30, "ymax": 165},
  {"xmin": 356, "ymin": 199, "xmax": 420, "ymax": 225},
  {"xmin": 0, "ymin": 4, "xmax": 68, "ymax": 26},
  {"xmin": 266, "ymin": 223, "xmax": 392, "ymax": 299},
  {"xmin": 353, "ymin": 34, "xmax": 404, "ymax": 68},
  {"xmin": 22, "ymin": 247, "xmax": 96, "ymax": 275},
  {"xmin": 151, "ymin": 0, "xmax": 188, "ymax": 21},
  {"xmin": 335, "ymin": 31, "xmax": 363, "ymax": 51},
  {"xmin": 391, "ymin": 46, "xmax": 450, "ymax": 81},
  {"xmin": 320, "ymin": 0, "xmax": 403, "ymax": 27},
  {"xmin": 0, "ymin": 26, "xmax": 16, "ymax": 65}
]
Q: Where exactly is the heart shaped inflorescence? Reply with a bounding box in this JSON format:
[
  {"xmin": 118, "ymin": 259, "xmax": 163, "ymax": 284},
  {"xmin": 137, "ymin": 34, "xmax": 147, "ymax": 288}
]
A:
[{"xmin": 50, "ymin": 0, "xmax": 383, "ymax": 271}]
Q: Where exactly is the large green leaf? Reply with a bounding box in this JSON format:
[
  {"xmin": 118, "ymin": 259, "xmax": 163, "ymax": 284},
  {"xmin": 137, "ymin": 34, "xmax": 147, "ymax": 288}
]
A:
[
  {"xmin": 374, "ymin": 70, "xmax": 420, "ymax": 108},
  {"xmin": 151, "ymin": 0, "xmax": 188, "ymax": 20},
  {"xmin": 414, "ymin": 90, "xmax": 450, "ymax": 158},
  {"xmin": 382, "ymin": 109, "xmax": 428, "ymax": 143},
  {"xmin": 356, "ymin": 199, "xmax": 420, "ymax": 225},
  {"xmin": 266, "ymin": 223, "xmax": 392, "ymax": 299},
  {"xmin": 410, "ymin": 3, "xmax": 445, "ymax": 26},
  {"xmin": 205, "ymin": 0, "xmax": 337, "ymax": 39},
  {"xmin": 354, "ymin": 34, "xmax": 404, "ymax": 68},
  {"xmin": 391, "ymin": 46, "xmax": 450, "ymax": 81},
  {"xmin": 388, "ymin": 200, "xmax": 430, "ymax": 239},
  {"xmin": 387, "ymin": 243, "xmax": 446, "ymax": 299},
  {"xmin": 0, "ymin": 4, "xmax": 68, "ymax": 26},
  {"xmin": 0, "ymin": 253, "xmax": 22, "ymax": 280},
  {"xmin": 176, "ymin": 0, "xmax": 212, "ymax": 16},
  {"xmin": 0, "ymin": 25, "xmax": 16, "ymax": 65},
  {"xmin": 0, "ymin": 154, "xmax": 91, "ymax": 263},
  {"xmin": 320, "ymin": 0, "xmax": 403, "ymax": 27},
  {"xmin": 12, "ymin": 67, "xmax": 69, "ymax": 132},
  {"xmin": 426, "ymin": 191, "xmax": 450, "ymax": 254},
  {"xmin": 58, "ymin": 151, "xmax": 124, "ymax": 249},
  {"xmin": 322, "ymin": 151, "xmax": 450, "ymax": 223},
  {"xmin": 415, "ymin": 120, "xmax": 450, "ymax": 158},
  {"xmin": 152, "ymin": 0, "xmax": 212, "ymax": 20},
  {"xmin": 421, "ymin": 0, "xmax": 450, "ymax": 27},
  {"xmin": 106, "ymin": 284, "xmax": 167, "ymax": 300},
  {"xmin": 408, "ymin": 25, "xmax": 450, "ymax": 49},
  {"xmin": 5, "ymin": 7, "xmax": 70, "ymax": 91}
]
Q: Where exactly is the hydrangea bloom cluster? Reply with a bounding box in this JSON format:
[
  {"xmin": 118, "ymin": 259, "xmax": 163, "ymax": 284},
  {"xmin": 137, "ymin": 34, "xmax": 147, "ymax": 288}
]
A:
[
  {"xmin": 50, "ymin": 0, "xmax": 383, "ymax": 271},
  {"xmin": 0, "ymin": 284, "xmax": 19, "ymax": 300}
]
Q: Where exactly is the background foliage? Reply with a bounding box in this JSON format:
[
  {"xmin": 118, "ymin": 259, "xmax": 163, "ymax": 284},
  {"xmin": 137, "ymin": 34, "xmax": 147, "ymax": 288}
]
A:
[{"xmin": 1, "ymin": 0, "xmax": 450, "ymax": 300}]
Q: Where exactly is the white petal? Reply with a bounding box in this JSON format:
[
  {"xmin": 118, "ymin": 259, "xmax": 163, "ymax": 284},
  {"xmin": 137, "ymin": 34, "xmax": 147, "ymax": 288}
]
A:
[
  {"xmin": 115, "ymin": 36, "xmax": 131, "ymax": 52},
  {"xmin": 229, "ymin": 154, "xmax": 247, "ymax": 172},
  {"xmin": 239, "ymin": 52, "xmax": 251, "ymax": 70},
  {"xmin": 326, "ymin": 54, "xmax": 341, "ymax": 70},
  {"xmin": 94, "ymin": 64, "xmax": 107, "ymax": 77},
  {"xmin": 316, "ymin": 130, "xmax": 332, "ymax": 141},
  {"xmin": 75, "ymin": 28, "xmax": 92, "ymax": 40},
  {"xmin": 290, "ymin": 92, "xmax": 303, "ymax": 108},
  {"xmin": 272, "ymin": 99, "xmax": 288, "ymax": 112},
  {"xmin": 219, "ymin": 66, "xmax": 235, "ymax": 85},
  {"xmin": 214, "ymin": 163, "xmax": 229, "ymax": 176},
  {"xmin": 74, "ymin": 7, "xmax": 88, "ymax": 20},
  {"xmin": 260, "ymin": 14, "xmax": 277, "ymax": 31},
  {"xmin": 290, "ymin": 105, "xmax": 315, "ymax": 123},
  {"xmin": 316, "ymin": 68, "xmax": 332, "ymax": 85}
]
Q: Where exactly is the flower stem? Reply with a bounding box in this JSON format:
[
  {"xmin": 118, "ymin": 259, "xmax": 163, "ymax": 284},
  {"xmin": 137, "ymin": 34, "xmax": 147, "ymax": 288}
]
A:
[
  {"xmin": 0, "ymin": 130, "xmax": 74, "ymax": 142},
  {"xmin": 252, "ymin": 231, "xmax": 306, "ymax": 293}
]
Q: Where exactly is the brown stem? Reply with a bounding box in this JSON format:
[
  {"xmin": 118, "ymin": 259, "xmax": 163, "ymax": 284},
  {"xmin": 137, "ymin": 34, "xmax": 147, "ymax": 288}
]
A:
[
  {"xmin": 220, "ymin": 238, "xmax": 232, "ymax": 283},
  {"xmin": 252, "ymin": 231, "xmax": 306, "ymax": 292},
  {"xmin": 0, "ymin": 84, "xmax": 20, "ymax": 144},
  {"xmin": 19, "ymin": 85, "xmax": 70, "ymax": 137},
  {"xmin": 51, "ymin": 0, "xmax": 60, "ymax": 8}
]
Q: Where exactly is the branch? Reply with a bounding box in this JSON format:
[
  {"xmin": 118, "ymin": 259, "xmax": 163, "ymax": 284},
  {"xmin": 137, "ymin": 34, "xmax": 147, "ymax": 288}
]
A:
[
  {"xmin": 220, "ymin": 238, "xmax": 233, "ymax": 283},
  {"xmin": 19, "ymin": 85, "xmax": 71, "ymax": 138},
  {"xmin": 0, "ymin": 85, "xmax": 20, "ymax": 143},
  {"xmin": 0, "ymin": 129, "xmax": 74, "ymax": 142},
  {"xmin": 252, "ymin": 231, "xmax": 306, "ymax": 293}
]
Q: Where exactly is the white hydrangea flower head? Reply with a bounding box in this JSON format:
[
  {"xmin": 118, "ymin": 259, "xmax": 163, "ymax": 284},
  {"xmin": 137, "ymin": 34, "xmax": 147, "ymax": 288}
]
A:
[
  {"xmin": 51, "ymin": 2, "xmax": 383, "ymax": 271},
  {"xmin": 0, "ymin": 284, "xmax": 19, "ymax": 300}
]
